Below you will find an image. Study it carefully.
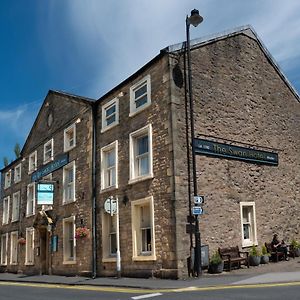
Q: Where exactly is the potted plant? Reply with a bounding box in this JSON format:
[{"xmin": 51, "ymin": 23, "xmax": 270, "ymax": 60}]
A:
[
  {"xmin": 261, "ymin": 245, "xmax": 270, "ymax": 264},
  {"xmin": 249, "ymin": 245, "xmax": 261, "ymax": 266},
  {"xmin": 208, "ymin": 251, "xmax": 224, "ymax": 274},
  {"xmin": 75, "ymin": 227, "xmax": 90, "ymax": 239},
  {"xmin": 290, "ymin": 239, "xmax": 300, "ymax": 257}
]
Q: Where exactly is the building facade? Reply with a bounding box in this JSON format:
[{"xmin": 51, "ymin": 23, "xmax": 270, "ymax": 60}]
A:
[{"xmin": 1, "ymin": 26, "xmax": 300, "ymax": 279}]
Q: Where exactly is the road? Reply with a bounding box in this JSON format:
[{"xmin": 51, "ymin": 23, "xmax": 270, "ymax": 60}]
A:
[{"xmin": 0, "ymin": 281, "xmax": 300, "ymax": 300}]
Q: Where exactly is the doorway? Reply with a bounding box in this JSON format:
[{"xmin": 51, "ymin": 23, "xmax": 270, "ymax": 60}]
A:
[{"xmin": 39, "ymin": 228, "xmax": 49, "ymax": 275}]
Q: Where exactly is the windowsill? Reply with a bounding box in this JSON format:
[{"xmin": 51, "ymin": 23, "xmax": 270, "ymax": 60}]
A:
[
  {"xmin": 63, "ymin": 200, "xmax": 76, "ymax": 205},
  {"xmin": 63, "ymin": 260, "xmax": 77, "ymax": 265},
  {"xmin": 4, "ymin": 186, "xmax": 10, "ymax": 190},
  {"xmin": 2, "ymin": 222, "xmax": 9, "ymax": 226},
  {"xmin": 25, "ymin": 263, "xmax": 34, "ymax": 266},
  {"xmin": 102, "ymin": 257, "xmax": 118, "ymax": 263},
  {"xmin": 132, "ymin": 254, "xmax": 156, "ymax": 261},
  {"xmin": 28, "ymin": 169, "xmax": 36, "ymax": 175},
  {"xmin": 14, "ymin": 180, "xmax": 21, "ymax": 184},
  {"xmin": 26, "ymin": 213, "xmax": 35, "ymax": 218},
  {"xmin": 0, "ymin": 264, "xmax": 7, "ymax": 266},
  {"xmin": 242, "ymin": 240, "xmax": 258, "ymax": 248},
  {"xmin": 128, "ymin": 174, "xmax": 154, "ymax": 185},
  {"xmin": 129, "ymin": 103, "xmax": 151, "ymax": 118},
  {"xmin": 11, "ymin": 219, "xmax": 19, "ymax": 223},
  {"xmin": 100, "ymin": 185, "xmax": 118, "ymax": 194},
  {"xmin": 43, "ymin": 158, "xmax": 53, "ymax": 165},
  {"xmin": 10, "ymin": 262, "xmax": 18, "ymax": 266},
  {"xmin": 101, "ymin": 122, "xmax": 119, "ymax": 133},
  {"xmin": 64, "ymin": 145, "xmax": 76, "ymax": 153}
]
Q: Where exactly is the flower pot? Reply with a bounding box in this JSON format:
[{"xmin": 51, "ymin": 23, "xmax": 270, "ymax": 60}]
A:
[
  {"xmin": 260, "ymin": 255, "xmax": 269, "ymax": 264},
  {"xmin": 294, "ymin": 248, "xmax": 300, "ymax": 257},
  {"xmin": 209, "ymin": 261, "xmax": 224, "ymax": 274},
  {"xmin": 249, "ymin": 255, "xmax": 260, "ymax": 266}
]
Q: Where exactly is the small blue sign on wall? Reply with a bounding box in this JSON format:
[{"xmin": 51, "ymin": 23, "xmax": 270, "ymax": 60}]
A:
[{"xmin": 37, "ymin": 182, "xmax": 54, "ymax": 205}]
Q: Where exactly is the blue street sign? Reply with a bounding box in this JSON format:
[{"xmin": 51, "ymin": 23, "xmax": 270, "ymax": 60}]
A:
[{"xmin": 192, "ymin": 206, "xmax": 203, "ymax": 215}]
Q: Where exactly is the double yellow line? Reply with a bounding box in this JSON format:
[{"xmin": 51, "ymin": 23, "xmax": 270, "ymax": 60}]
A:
[{"xmin": 1, "ymin": 280, "xmax": 300, "ymax": 294}]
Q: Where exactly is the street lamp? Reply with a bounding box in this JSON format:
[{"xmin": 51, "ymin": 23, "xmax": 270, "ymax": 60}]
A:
[{"xmin": 186, "ymin": 9, "xmax": 203, "ymax": 277}]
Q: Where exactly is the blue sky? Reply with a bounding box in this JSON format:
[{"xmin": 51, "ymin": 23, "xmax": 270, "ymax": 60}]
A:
[{"xmin": 1, "ymin": 0, "xmax": 300, "ymax": 168}]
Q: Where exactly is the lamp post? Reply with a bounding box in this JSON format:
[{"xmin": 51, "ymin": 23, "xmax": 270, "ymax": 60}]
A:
[{"xmin": 186, "ymin": 9, "xmax": 203, "ymax": 277}]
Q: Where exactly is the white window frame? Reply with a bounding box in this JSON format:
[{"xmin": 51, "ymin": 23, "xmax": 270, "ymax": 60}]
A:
[
  {"xmin": 12, "ymin": 191, "xmax": 20, "ymax": 222},
  {"xmin": 63, "ymin": 161, "xmax": 76, "ymax": 204},
  {"xmin": 129, "ymin": 75, "xmax": 151, "ymax": 117},
  {"xmin": 14, "ymin": 164, "xmax": 22, "ymax": 183},
  {"xmin": 28, "ymin": 151, "xmax": 37, "ymax": 173},
  {"xmin": 10, "ymin": 231, "xmax": 18, "ymax": 265},
  {"xmin": 26, "ymin": 183, "xmax": 36, "ymax": 217},
  {"xmin": 64, "ymin": 123, "xmax": 76, "ymax": 152},
  {"xmin": 131, "ymin": 196, "xmax": 156, "ymax": 261},
  {"xmin": 101, "ymin": 98, "xmax": 119, "ymax": 132},
  {"xmin": 101, "ymin": 212, "xmax": 118, "ymax": 262},
  {"xmin": 0, "ymin": 233, "xmax": 8, "ymax": 265},
  {"xmin": 63, "ymin": 216, "xmax": 76, "ymax": 264},
  {"xmin": 25, "ymin": 227, "xmax": 34, "ymax": 265},
  {"xmin": 100, "ymin": 141, "xmax": 118, "ymax": 191},
  {"xmin": 129, "ymin": 124, "xmax": 153, "ymax": 184},
  {"xmin": 43, "ymin": 139, "xmax": 54, "ymax": 164},
  {"xmin": 4, "ymin": 170, "xmax": 12, "ymax": 189},
  {"xmin": 2, "ymin": 196, "xmax": 10, "ymax": 225},
  {"xmin": 240, "ymin": 201, "xmax": 258, "ymax": 247}
]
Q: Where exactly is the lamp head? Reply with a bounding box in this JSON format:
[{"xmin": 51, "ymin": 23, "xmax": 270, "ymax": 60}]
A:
[{"xmin": 187, "ymin": 9, "xmax": 203, "ymax": 27}]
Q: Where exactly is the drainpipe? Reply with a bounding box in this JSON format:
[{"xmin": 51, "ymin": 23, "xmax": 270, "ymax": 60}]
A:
[{"xmin": 91, "ymin": 102, "xmax": 97, "ymax": 279}]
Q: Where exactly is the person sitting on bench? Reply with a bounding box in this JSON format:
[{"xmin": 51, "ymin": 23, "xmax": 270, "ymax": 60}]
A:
[{"xmin": 271, "ymin": 234, "xmax": 288, "ymax": 261}]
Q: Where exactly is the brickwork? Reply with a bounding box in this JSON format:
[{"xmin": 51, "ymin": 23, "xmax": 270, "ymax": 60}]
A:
[
  {"xmin": 95, "ymin": 56, "xmax": 178, "ymax": 278},
  {"xmin": 1, "ymin": 28, "xmax": 300, "ymax": 280},
  {"xmin": 0, "ymin": 92, "xmax": 94, "ymax": 276},
  {"xmin": 170, "ymin": 32, "xmax": 300, "ymax": 276}
]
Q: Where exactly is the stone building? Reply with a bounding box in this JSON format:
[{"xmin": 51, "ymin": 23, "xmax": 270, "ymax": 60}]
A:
[
  {"xmin": 0, "ymin": 91, "xmax": 95, "ymax": 276},
  {"xmin": 1, "ymin": 26, "xmax": 300, "ymax": 279}
]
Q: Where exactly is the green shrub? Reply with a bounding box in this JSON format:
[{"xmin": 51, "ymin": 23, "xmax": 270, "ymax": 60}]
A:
[
  {"xmin": 291, "ymin": 239, "xmax": 300, "ymax": 249},
  {"xmin": 249, "ymin": 245, "xmax": 261, "ymax": 257},
  {"xmin": 210, "ymin": 251, "xmax": 222, "ymax": 265},
  {"xmin": 261, "ymin": 245, "xmax": 270, "ymax": 256}
]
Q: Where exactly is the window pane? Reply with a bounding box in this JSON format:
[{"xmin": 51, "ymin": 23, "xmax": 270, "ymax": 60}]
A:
[
  {"xmin": 134, "ymin": 84, "xmax": 147, "ymax": 99},
  {"xmin": 106, "ymin": 114, "xmax": 116, "ymax": 126},
  {"xmin": 139, "ymin": 156, "xmax": 149, "ymax": 176},
  {"xmin": 137, "ymin": 136, "xmax": 148, "ymax": 155},
  {"xmin": 135, "ymin": 95, "xmax": 148, "ymax": 108},
  {"xmin": 106, "ymin": 104, "xmax": 116, "ymax": 117},
  {"xmin": 107, "ymin": 151, "xmax": 115, "ymax": 167},
  {"xmin": 110, "ymin": 233, "xmax": 117, "ymax": 255},
  {"xmin": 141, "ymin": 228, "xmax": 151, "ymax": 252},
  {"xmin": 243, "ymin": 224, "xmax": 250, "ymax": 239}
]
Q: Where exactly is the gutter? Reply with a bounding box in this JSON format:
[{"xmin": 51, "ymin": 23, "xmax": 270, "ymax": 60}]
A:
[{"xmin": 91, "ymin": 102, "xmax": 97, "ymax": 278}]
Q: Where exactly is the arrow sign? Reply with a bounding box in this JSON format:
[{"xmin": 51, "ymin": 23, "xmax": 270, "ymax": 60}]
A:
[{"xmin": 192, "ymin": 206, "xmax": 204, "ymax": 215}]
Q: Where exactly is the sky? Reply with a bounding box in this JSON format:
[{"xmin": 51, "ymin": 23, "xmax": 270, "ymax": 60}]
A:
[{"xmin": 1, "ymin": 0, "xmax": 300, "ymax": 169}]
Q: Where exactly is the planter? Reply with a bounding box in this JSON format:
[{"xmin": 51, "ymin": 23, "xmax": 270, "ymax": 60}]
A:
[
  {"xmin": 209, "ymin": 261, "xmax": 224, "ymax": 274},
  {"xmin": 249, "ymin": 255, "xmax": 261, "ymax": 266},
  {"xmin": 294, "ymin": 248, "xmax": 300, "ymax": 257},
  {"xmin": 260, "ymin": 255, "xmax": 269, "ymax": 264}
]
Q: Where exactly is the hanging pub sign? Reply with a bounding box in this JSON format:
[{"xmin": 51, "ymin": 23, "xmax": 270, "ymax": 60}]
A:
[
  {"xmin": 37, "ymin": 182, "xmax": 55, "ymax": 205},
  {"xmin": 194, "ymin": 138, "xmax": 278, "ymax": 166},
  {"xmin": 31, "ymin": 153, "xmax": 69, "ymax": 182}
]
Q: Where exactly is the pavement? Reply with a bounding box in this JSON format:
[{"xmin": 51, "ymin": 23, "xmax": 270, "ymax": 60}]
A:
[{"xmin": 0, "ymin": 257, "xmax": 300, "ymax": 290}]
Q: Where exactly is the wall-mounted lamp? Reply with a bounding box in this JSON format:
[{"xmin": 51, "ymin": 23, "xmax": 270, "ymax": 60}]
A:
[{"xmin": 123, "ymin": 195, "xmax": 129, "ymax": 206}]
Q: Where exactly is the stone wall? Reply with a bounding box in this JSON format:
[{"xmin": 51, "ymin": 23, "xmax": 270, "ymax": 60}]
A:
[{"xmin": 170, "ymin": 32, "xmax": 300, "ymax": 272}]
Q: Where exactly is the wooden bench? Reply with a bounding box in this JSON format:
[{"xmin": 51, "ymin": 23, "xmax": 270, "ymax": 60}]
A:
[
  {"xmin": 265, "ymin": 242, "xmax": 285, "ymax": 262},
  {"xmin": 218, "ymin": 246, "xmax": 249, "ymax": 271}
]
